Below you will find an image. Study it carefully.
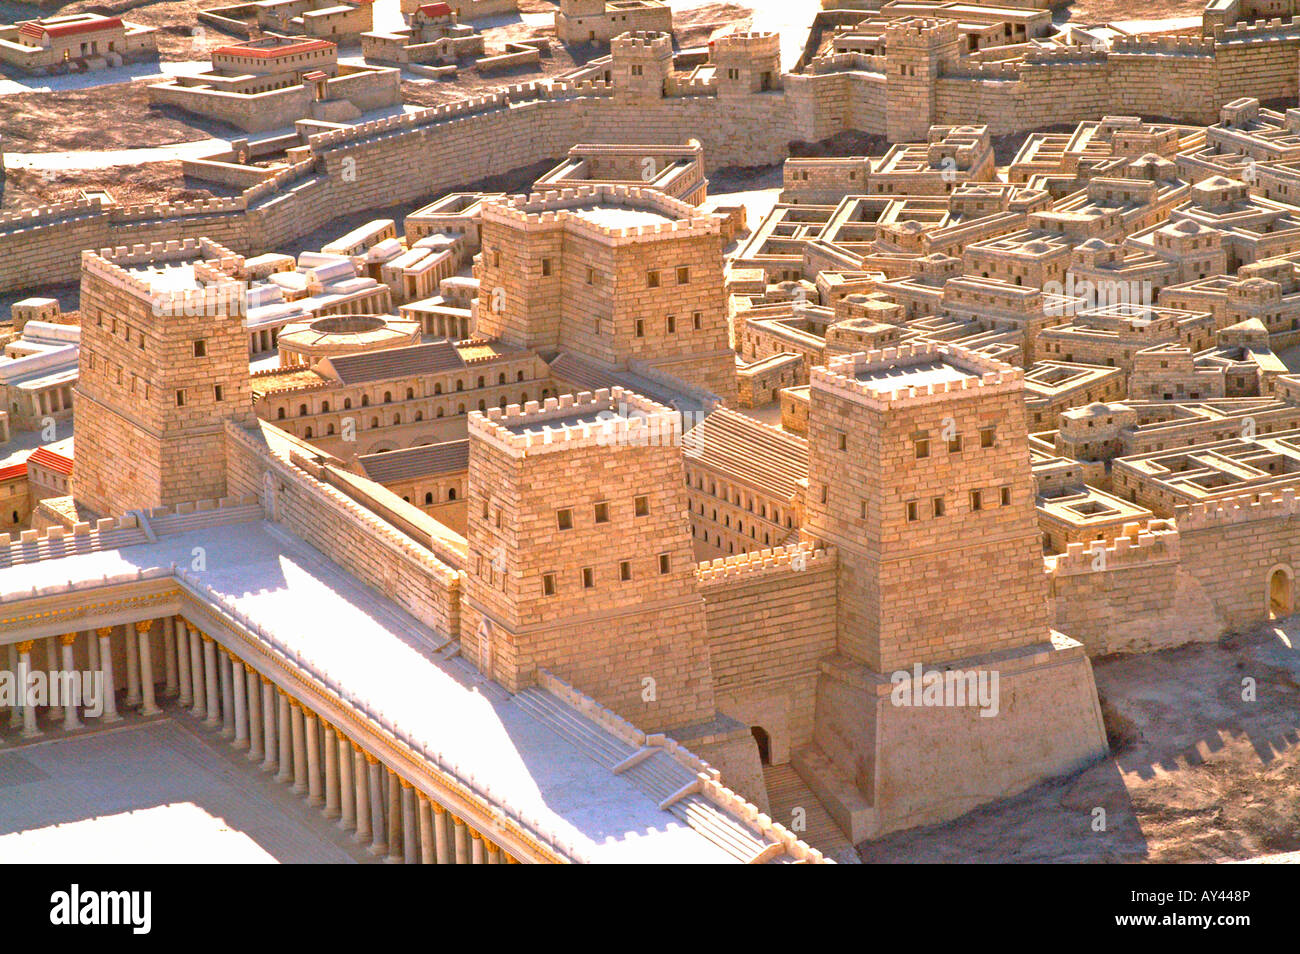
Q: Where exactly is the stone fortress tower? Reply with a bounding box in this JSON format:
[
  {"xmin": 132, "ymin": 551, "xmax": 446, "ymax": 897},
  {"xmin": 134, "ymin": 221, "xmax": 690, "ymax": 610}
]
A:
[
  {"xmin": 799, "ymin": 342, "xmax": 1108, "ymax": 839},
  {"xmin": 73, "ymin": 239, "xmax": 256, "ymax": 516},
  {"xmin": 460, "ymin": 387, "xmax": 718, "ymax": 733},
  {"xmin": 475, "ymin": 185, "xmax": 736, "ymax": 400},
  {"xmin": 884, "ymin": 17, "xmax": 962, "ymax": 143},
  {"xmin": 610, "ymin": 30, "xmax": 674, "ymax": 100}
]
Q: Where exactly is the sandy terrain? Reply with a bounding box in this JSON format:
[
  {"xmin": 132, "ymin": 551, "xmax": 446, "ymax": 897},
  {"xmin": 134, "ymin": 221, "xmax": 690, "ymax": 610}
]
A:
[
  {"xmin": 1, "ymin": 160, "xmax": 229, "ymax": 211},
  {"xmin": 859, "ymin": 620, "xmax": 1300, "ymax": 863}
]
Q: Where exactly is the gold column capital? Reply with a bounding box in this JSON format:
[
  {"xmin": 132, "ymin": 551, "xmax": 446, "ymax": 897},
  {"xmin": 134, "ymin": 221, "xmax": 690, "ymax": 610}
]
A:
[
  {"xmin": 59, "ymin": 633, "xmax": 77, "ymax": 646},
  {"xmin": 431, "ymin": 802, "xmax": 446, "ymax": 815},
  {"xmin": 261, "ymin": 674, "xmax": 273, "ymax": 686},
  {"xmin": 470, "ymin": 829, "xmax": 482, "ymax": 841},
  {"xmin": 95, "ymin": 627, "xmax": 113, "ymax": 639},
  {"xmin": 364, "ymin": 753, "xmax": 379, "ymax": 765},
  {"xmin": 16, "ymin": 640, "xmax": 34, "ymax": 653},
  {"xmin": 134, "ymin": 619, "xmax": 153, "ymax": 634},
  {"xmin": 399, "ymin": 778, "xmax": 411, "ymax": 790},
  {"xmin": 200, "ymin": 633, "xmax": 213, "ymax": 643}
]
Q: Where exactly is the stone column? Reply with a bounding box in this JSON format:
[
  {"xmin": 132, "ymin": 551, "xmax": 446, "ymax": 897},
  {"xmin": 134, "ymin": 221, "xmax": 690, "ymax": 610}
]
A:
[
  {"xmin": 338, "ymin": 730, "xmax": 355, "ymax": 830},
  {"xmin": 261, "ymin": 677, "xmax": 277, "ymax": 772},
  {"xmin": 87, "ymin": 631, "xmax": 99, "ymax": 678},
  {"xmin": 176, "ymin": 622, "xmax": 192, "ymax": 708},
  {"xmin": 291, "ymin": 702, "xmax": 307, "ymax": 795},
  {"xmin": 486, "ymin": 841, "xmax": 501, "ymax": 865},
  {"xmin": 7, "ymin": 644, "xmax": 22, "ymax": 730},
  {"xmin": 218, "ymin": 651, "xmax": 235, "ymax": 739},
  {"xmin": 402, "ymin": 782, "xmax": 418, "ymax": 864},
  {"xmin": 203, "ymin": 637, "xmax": 220, "ymax": 727},
  {"xmin": 452, "ymin": 815, "xmax": 469, "ymax": 865},
  {"xmin": 305, "ymin": 710, "xmax": 323, "ymax": 806},
  {"xmin": 387, "ymin": 770, "xmax": 403, "ymax": 863},
  {"xmin": 275, "ymin": 692, "xmax": 293, "ymax": 783},
  {"xmin": 136, "ymin": 621, "xmax": 161, "ymax": 717},
  {"xmin": 16, "ymin": 641, "xmax": 40, "ymax": 738},
  {"xmin": 163, "ymin": 618, "xmax": 179, "ymax": 697},
  {"xmin": 231, "ymin": 657, "xmax": 249, "ymax": 750},
  {"xmin": 323, "ymin": 723, "xmax": 340, "ymax": 818},
  {"xmin": 96, "ymin": 628, "xmax": 120, "ymax": 723},
  {"xmin": 433, "ymin": 803, "xmax": 451, "ymax": 864},
  {"xmin": 471, "ymin": 829, "xmax": 485, "ymax": 865},
  {"xmin": 59, "ymin": 634, "xmax": 82, "ymax": 731},
  {"xmin": 45, "ymin": 637, "xmax": 62, "ymax": 721},
  {"xmin": 367, "ymin": 755, "xmax": 386, "ymax": 856},
  {"xmin": 188, "ymin": 627, "xmax": 205, "ymax": 717},
  {"xmin": 124, "ymin": 625, "xmax": 141, "ymax": 708},
  {"xmin": 246, "ymin": 669, "xmax": 263, "ymax": 761},
  {"xmin": 353, "ymin": 745, "xmax": 371, "ymax": 843},
  {"xmin": 418, "ymin": 796, "xmax": 434, "ymax": 864}
]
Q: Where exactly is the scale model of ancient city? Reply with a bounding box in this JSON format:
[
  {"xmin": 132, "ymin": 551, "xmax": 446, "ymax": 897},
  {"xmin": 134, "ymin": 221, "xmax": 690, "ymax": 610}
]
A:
[{"xmin": 0, "ymin": 0, "xmax": 1298, "ymax": 865}]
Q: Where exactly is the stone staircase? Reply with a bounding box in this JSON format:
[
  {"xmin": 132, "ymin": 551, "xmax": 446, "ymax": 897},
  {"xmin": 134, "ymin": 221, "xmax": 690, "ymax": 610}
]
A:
[
  {"xmin": 512, "ymin": 686, "xmax": 798, "ymax": 863},
  {"xmin": 763, "ymin": 763, "xmax": 861, "ymax": 864}
]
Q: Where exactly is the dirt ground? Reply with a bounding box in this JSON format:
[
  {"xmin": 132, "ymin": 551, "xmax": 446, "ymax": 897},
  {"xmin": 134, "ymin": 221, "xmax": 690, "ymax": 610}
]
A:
[
  {"xmin": 1061, "ymin": 0, "xmax": 1206, "ymax": 24},
  {"xmin": 0, "ymin": 161, "xmax": 230, "ymax": 211},
  {"xmin": 858, "ymin": 620, "xmax": 1300, "ymax": 863}
]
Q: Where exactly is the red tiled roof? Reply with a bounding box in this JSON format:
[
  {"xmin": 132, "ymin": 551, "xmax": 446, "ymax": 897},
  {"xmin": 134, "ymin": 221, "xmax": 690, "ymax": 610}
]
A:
[
  {"xmin": 0, "ymin": 463, "xmax": 26, "ymax": 482},
  {"xmin": 28, "ymin": 447, "xmax": 73, "ymax": 475},
  {"xmin": 19, "ymin": 16, "xmax": 123, "ymax": 40},
  {"xmin": 419, "ymin": 3, "xmax": 453, "ymax": 15},
  {"xmin": 212, "ymin": 38, "xmax": 335, "ymax": 58}
]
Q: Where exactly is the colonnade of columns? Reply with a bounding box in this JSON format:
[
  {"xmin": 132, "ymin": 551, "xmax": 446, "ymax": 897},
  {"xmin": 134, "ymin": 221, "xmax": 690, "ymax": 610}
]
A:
[
  {"xmin": 2, "ymin": 614, "xmax": 516, "ymax": 863},
  {"xmin": 3, "ymin": 617, "xmax": 179, "ymax": 739}
]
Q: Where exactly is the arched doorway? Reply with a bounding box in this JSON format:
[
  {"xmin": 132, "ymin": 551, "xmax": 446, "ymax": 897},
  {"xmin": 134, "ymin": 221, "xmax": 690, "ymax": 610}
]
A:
[
  {"xmin": 751, "ymin": 726, "xmax": 771, "ymax": 765},
  {"xmin": 1268, "ymin": 565, "xmax": 1294, "ymax": 619}
]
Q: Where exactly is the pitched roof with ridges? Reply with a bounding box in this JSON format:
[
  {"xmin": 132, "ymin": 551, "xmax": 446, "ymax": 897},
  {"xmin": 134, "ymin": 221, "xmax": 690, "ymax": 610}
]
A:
[
  {"xmin": 358, "ymin": 440, "xmax": 469, "ymax": 483},
  {"xmin": 325, "ymin": 340, "xmax": 465, "ymax": 385}
]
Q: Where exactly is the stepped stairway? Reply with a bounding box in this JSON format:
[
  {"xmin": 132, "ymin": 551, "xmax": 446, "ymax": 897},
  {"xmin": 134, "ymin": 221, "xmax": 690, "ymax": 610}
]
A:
[
  {"xmin": 511, "ymin": 686, "xmax": 800, "ymax": 863},
  {"xmin": 763, "ymin": 763, "xmax": 861, "ymax": 864}
]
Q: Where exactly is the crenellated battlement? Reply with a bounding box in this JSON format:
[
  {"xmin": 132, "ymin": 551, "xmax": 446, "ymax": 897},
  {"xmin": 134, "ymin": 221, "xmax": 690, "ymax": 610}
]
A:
[
  {"xmin": 696, "ymin": 542, "xmax": 835, "ymax": 585},
  {"xmin": 1175, "ymin": 486, "xmax": 1300, "ymax": 531},
  {"xmin": 468, "ymin": 386, "xmax": 683, "ymax": 457},
  {"xmin": 1044, "ymin": 519, "xmax": 1180, "ymax": 578},
  {"xmin": 480, "ymin": 184, "xmax": 720, "ymax": 243},
  {"xmin": 812, "ymin": 341, "xmax": 1023, "ymax": 410}
]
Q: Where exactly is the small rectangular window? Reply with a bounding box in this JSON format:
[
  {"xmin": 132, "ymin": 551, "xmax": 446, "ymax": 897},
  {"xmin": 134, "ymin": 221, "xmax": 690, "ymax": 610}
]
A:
[
  {"xmin": 542, "ymin": 573, "xmax": 556, "ymax": 596},
  {"xmin": 634, "ymin": 495, "xmax": 649, "ymax": 517},
  {"xmin": 932, "ymin": 496, "xmax": 945, "ymax": 517},
  {"xmin": 619, "ymin": 560, "xmax": 632, "ymax": 582},
  {"xmin": 980, "ymin": 427, "xmax": 995, "ymax": 448},
  {"xmin": 175, "ymin": 389, "xmax": 186, "ymax": 407},
  {"xmin": 666, "ymin": 315, "xmax": 676, "ymax": 334},
  {"xmin": 838, "ymin": 432, "xmax": 848, "ymax": 452},
  {"xmin": 214, "ymin": 385, "xmax": 224, "ymax": 402},
  {"xmin": 915, "ymin": 438, "xmax": 930, "ymax": 459},
  {"xmin": 948, "ymin": 435, "xmax": 962, "ymax": 454},
  {"xmin": 556, "ymin": 508, "xmax": 573, "ymax": 531},
  {"xmin": 1000, "ymin": 486, "xmax": 1011, "ymax": 506},
  {"xmin": 582, "ymin": 567, "xmax": 594, "ymax": 589},
  {"xmin": 676, "ymin": 266, "xmax": 690, "ymax": 285},
  {"xmin": 906, "ymin": 500, "xmax": 918, "ymax": 522},
  {"xmin": 692, "ymin": 311, "xmax": 702, "ymax": 330},
  {"xmin": 970, "ymin": 490, "xmax": 983, "ymax": 512},
  {"xmin": 594, "ymin": 502, "xmax": 609, "ymax": 524},
  {"xmin": 647, "ymin": 270, "xmax": 660, "ymax": 288},
  {"xmin": 635, "ymin": 319, "xmax": 645, "ymax": 338},
  {"xmin": 194, "ymin": 339, "xmax": 207, "ymax": 358},
  {"xmin": 658, "ymin": 553, "xmax": 671, "ymax": 575},
  {"xmin": 541, "ymin": 258, "xmax": 552, "ymax": 277},
  {"xmin": 586, "ymin": 267, "xmax": 595, "ymax": 285}
]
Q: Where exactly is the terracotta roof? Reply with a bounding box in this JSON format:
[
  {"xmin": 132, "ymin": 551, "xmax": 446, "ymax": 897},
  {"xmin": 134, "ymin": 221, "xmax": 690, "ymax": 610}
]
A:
[
  {"xmin": 19, "ymin": 16, "xmax": 123, "ymax": 40},
  {"xmin": 28, "ymin": 447, "xmax": 73, "ymax": 475},
  {"xmin": 325, "ymin": 340, "xmax": 465, "ymax": 385},
  {"xmin": 212, "ymin": 38, "xmax": 335, "ymax": 58},
  {"xmin": 0, "ymin": 463, "xmax": 26, "ymax": 482},
  {"xmin": 358, "ymin": 439, "xmax": 468, "ymax": 483},
  {"xmin": 419, "ymin": 2, "xmax": 453, "ymax": 15}
]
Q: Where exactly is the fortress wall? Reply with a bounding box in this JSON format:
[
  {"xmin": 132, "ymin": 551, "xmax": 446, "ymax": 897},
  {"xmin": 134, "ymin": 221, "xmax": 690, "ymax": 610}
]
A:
[
  {"xmin": 934, "ymin": 77, "xmax": 1024, "ymax": 135},
  {"xmin": 1045, "ymin": 525, "xmax": 1223, "ymax": 655},
  {"xmin": 1175, "ymin": 491, "xmax": 1300, "ymax": 630},
  {"xmin": 1213, "ymin": 31, "xmax": 1300, "ymax": 105},
  {"xmin": 697, "ymin": 544, "xmax": 838, "ymax": 764},
  {"xmin": 224, "ymin": 421, "xmax": 462, "ymax": 637}
]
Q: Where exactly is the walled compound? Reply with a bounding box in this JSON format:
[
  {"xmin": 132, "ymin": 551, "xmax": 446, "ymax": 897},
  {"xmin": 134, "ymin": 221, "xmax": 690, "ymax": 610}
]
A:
[
  {"xmin": 0, "ymin": 12, "xmax": 157, "ymax": 74},
  {"xmin": 4, "ymin": 0, "xmax": 1300, "ymax": 864}
]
